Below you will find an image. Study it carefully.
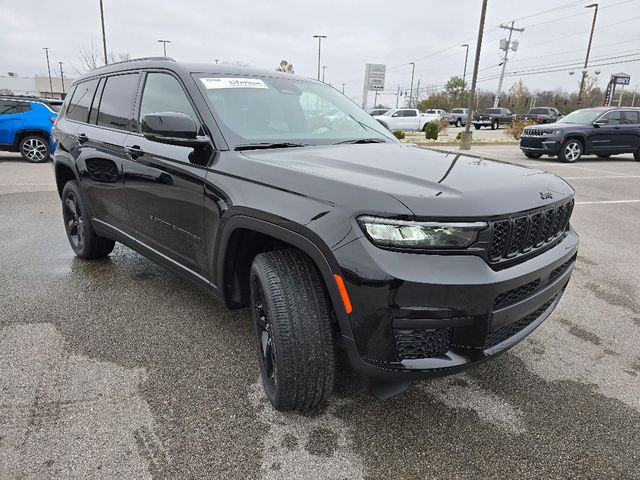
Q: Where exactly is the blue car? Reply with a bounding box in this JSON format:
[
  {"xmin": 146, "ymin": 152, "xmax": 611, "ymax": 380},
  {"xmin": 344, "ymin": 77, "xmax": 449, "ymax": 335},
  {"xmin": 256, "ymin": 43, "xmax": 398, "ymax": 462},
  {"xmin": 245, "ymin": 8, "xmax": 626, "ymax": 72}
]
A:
[{"xmin": 0, "ymin": 96, "xmax": 60, "ymax": 162}]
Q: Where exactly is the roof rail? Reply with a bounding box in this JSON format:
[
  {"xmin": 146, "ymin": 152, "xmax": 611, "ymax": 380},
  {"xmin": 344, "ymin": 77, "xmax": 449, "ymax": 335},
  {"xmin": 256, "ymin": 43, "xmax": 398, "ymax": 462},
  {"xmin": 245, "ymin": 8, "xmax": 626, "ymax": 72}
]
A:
[{"xmin": 91, "ymin": 56, "xmax": 176, "ymax": 71}]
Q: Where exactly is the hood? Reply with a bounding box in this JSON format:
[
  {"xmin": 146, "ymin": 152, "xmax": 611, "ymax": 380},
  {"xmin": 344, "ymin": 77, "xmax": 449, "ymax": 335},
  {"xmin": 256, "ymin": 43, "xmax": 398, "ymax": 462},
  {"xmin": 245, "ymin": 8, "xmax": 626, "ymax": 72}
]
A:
[
  {"xmin": 529, "ymin": 122, "xmax": 583, "ymax": 131},
  {"xmin": 240, "ymin": 143, "xmax": 574, "ymax": 218}
]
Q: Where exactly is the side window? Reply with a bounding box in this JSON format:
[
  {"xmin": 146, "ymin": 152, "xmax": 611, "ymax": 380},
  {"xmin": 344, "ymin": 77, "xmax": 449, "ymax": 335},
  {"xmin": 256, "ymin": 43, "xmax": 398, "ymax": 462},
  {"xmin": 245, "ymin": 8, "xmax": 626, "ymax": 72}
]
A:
[
  {"xmin": 600, "ymin": 110, "xmax": 621, "ymax": 125},
  {"xmin": 19, "ymin": 103, "xmax": 32, "ymax": 113},
  {"xmin": 65, "ymin": 79, "xmax": 99, "ymax": 123},
  {"xmin": 620, "ymin": 111, "xmax": 639, "ymax": 125},
  {"xmin": 97, "ymin": 73, "xmax": 140, "ymax": 131},
  {"xmin": 0, "ymin": 100, "xmax": 21, "ymax": 115},
  {"xmin": 405, "ymin": 110, "xmax": 417, "ymax": 117},
  {"xmin": 139, "ymin": 73, "xmax": 197, "ymax": 125}
]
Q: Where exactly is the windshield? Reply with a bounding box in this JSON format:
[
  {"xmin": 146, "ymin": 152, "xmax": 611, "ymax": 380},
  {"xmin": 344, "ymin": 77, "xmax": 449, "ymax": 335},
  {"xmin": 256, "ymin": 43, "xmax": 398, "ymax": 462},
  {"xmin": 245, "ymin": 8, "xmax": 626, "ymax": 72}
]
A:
[
  {"xmin": 558, "ymin": 109, "xmax": 604, "ymax": 124},
  {"xmin": 195, "ymin": 75, "xmax": 395, "ymax": 148}
]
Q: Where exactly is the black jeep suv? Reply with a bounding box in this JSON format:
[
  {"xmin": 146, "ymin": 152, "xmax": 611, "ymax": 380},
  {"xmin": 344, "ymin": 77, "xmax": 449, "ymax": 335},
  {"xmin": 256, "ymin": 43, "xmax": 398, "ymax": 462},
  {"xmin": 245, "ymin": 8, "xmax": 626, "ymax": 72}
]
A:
[
  {"xmin": 520, "ymin": 107, "xmax": 640, "ymax": 162},
  {"xmin": 52, "ymin": 58, "xmax": 579, "ymax": 410}
]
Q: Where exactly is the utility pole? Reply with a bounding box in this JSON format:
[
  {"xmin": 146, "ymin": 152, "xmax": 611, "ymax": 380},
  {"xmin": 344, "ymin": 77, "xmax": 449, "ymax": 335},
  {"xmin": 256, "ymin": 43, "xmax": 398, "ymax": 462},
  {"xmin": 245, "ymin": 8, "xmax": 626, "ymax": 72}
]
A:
[
  {"xmin": 461, "ymin": 0, "xmax": 489, "ymax": 150},
  {"xmin": 415, "ymin": 79, "xmax": 420, "ymax": 108},
  {"xmin": 59, "ymin": 62, "xmax": 65, "ymax": 95},
  {"xmin": 461, "ymin": 44, "xmax": 469, "ymax": 92},
  {"xmin": 341, "ymin": 83, "xmax": 346, "ymax": 94},
  {"xmin": 408, "ymin": 62, "xmax": 416, "ymax": 108},
  {"xmin": 99, "ymin": 0, "xmax": 108, "ymax": 65},
  {"xmin": 579, "ymin": 4, "xmax": 599, "ymax": 104},
  {"xmin": 322, "ymin": 65, "xmax": 327, "ymax": 83},
  {"xmin": 312, "ymin": 35, "xmax": 327, "ymax": 81},
  {"xmin": 396, "ymin": 84, "xmax": 400, "ymax": 108},
  {"xmin": 494, "ymin": 21, "xmax": 524, "ymax": 108},
  {"xmin": 158, "ymin": 39, "xmax": 171, "ymax": 57},
  {"xmin": 43, "ymin": 48, "xmax": 53, "ymax": 97}
]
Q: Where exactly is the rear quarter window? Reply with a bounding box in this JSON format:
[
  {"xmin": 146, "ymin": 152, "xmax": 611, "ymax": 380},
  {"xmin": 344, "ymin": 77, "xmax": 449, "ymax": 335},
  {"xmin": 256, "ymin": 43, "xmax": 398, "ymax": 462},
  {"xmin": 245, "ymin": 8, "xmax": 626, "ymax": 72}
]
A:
[{"xmin": 65, "ymin": 79, "xmax": 100, "ymax": 123}]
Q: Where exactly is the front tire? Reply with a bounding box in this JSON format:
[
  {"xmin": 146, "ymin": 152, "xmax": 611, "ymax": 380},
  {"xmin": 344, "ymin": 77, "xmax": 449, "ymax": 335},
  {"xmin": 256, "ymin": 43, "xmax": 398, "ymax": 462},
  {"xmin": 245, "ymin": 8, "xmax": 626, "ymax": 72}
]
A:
[
  {"xmin": 61, "ymin": 180, "xmax": 115, "ymax": 259},
  {"xmin": 250, "ymin": 249, "xmax": 336, "ymax": 411},
  {"xmin": 524, "ymin": 152, "xmax": 543, "ymax": 159},
  {"xmin": 559, "ymin": 139, "xmax": 583, "ymax": 163},
  {"xmin": 19, "ymin": 135, "xmax": 50, "ymax": 163},
  {"xmin": 455, "ymin": 118, "xmax": 462, "ymax": 127},
  {"xmin": 635, "ymin": 148, "xmax": 640, "ymax": 161},
  {"xmin": 491, "ymin": 120, "xmax": 498, "ymax": 130}
]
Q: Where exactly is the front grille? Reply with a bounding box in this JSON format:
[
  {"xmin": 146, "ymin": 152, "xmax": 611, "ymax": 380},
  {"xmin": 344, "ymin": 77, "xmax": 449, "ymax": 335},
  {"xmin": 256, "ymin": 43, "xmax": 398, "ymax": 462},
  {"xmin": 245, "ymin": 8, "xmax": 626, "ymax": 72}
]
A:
[
  {"xmin": 485, "ymin": 295, "xmax": 557, "ymax": 349},
  {"xmin": 493, "ymin": 279, "xmax": 541, "ymax": 308},
  {"xmin": 393, "ymin": 327, "xmax": 453, "ymax": 360},
  {"xmin": 488, "ymin": 200, "xmax": 574, "ymax": 264},
  {"xmin": 523, "ymin": 128, "xmax": 544, "ymax": 136}
]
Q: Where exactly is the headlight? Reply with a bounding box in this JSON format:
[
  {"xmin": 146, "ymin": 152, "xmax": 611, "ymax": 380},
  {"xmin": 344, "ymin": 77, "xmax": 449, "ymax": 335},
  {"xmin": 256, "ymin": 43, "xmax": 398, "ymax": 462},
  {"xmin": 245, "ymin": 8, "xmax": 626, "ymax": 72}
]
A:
[
  {"xmin": 543, "ymin": 130, "xmax": 561, "ymax": 135},
  {"xmin": 358, "ymin": 216, "xmax": 487, "ymax": 249}
]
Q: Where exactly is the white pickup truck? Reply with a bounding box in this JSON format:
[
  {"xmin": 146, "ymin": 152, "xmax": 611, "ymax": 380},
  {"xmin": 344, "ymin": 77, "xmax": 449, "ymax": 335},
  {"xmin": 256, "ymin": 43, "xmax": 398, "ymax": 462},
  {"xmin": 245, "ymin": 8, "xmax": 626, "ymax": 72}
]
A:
[{"xmin": 373, "ymin": 108, "xmax": 442, "ymax": 132}]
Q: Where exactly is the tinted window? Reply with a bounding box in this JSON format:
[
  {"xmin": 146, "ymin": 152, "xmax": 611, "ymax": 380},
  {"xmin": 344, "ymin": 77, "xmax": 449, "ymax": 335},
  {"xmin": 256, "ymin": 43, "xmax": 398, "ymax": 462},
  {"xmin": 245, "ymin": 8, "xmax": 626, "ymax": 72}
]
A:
[
  {"xmin": 486, "ymin": 108, "xmax": 500, "ymax": 114},
  {"xmin": 139, "ymin": 73, "xmax": 197, "ymax": 124},
  {"xmin": 599, "ymin": 110, "xmax": 621, "ymax": 125},
  {"xmin": 620, "ymin": 110, "xmax": 639, "ymax": 124},
  {"xmin": 452, "ymin": 109, "xmax": 463, "ymax": 114},
  {"xmin": 530, "ymin": 108, "xmax": 547, "ymax": 114},
  {"xmin": 97, "ymin": 73, "xmax": 139, "ymax": 131},
  {"xmin": 404, "ymin": 110, "xmax": 417, "ymax": 117},
  {"xmin": 66, "ymin": 79, "xmax": 99, "ymax": 122},
  {"xmin": 0, "ymin": 100, "xmax": 22, "ymax": 115}
]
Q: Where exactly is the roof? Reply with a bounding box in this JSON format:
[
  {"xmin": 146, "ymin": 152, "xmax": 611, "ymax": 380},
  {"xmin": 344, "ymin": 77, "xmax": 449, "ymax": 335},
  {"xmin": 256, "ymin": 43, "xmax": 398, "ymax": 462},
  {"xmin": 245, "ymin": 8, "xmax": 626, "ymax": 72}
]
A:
[{"xmin": 72, "ymin": 57, "xmax": 319, "ymax": 85}]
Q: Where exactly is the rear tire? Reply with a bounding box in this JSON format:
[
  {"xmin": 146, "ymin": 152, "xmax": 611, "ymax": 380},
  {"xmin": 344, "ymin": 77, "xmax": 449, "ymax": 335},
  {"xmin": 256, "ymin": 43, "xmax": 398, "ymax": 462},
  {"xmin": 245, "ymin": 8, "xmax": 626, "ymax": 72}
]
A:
[
  {"xmin": 524, "ymin": 152, "xmax": 543, "ymax": 159},
  {"xmin": 250, "ymin": 249, "xmax": 336, "ymax": 411},
  {"xmin": 559, "ymin": 139, "xmax": 583, "ymax": 163},
  {"xmin": 61, "ymin": 180, "xmax": 115, "ymax": 259},
  {"xmin": 491, "ymin": 120, "xmax": 498, "ymax": 130},
  {"xmin": 634, "ymin": 148, "xmax": 640, "ymax": 161},
  {"xmin": 474, "ymin": 125, "xmax": 481, "ymax": 130},
  {"xmin": 19, "ymin": 135, "xmax": 50, "ymax": 163},
  {"xmin": 455, "ymin": 118, "xmax": 462, "ymax": 127}
]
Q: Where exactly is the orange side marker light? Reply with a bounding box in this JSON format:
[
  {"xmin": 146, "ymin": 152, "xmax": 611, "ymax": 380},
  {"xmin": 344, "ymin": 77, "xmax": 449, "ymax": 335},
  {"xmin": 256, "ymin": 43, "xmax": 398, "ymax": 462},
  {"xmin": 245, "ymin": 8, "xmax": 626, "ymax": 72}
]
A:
[{"xmin": 333, "ymin": 274, "xmax": 353, "ymax": 314}]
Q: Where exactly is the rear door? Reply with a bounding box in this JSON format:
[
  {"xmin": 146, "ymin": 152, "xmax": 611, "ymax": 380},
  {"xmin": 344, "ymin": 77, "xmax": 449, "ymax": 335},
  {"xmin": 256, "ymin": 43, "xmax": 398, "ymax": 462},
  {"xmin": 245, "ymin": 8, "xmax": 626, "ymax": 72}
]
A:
[
  {"xmin": 123, "ymin": 71, "xmax": 210, "ymax": 278},
  {"xmin": 620, "ymin": 110, "xmax": 640, "ymax": 151},
  {"xmin": 71, "ymin": 73, "xmax": 141, "ymax": 239},
  {"xmin": 0, "ymin": 100, "xmax": 24, "ymax": 145}
]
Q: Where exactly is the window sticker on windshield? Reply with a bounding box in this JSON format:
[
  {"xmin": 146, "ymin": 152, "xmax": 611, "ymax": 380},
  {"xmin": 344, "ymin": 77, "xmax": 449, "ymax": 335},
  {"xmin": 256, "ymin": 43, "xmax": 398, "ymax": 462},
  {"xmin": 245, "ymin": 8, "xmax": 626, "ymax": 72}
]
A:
[{"xmin": 200, "ymin": 78, "xmax": 269, "ymax": 89}]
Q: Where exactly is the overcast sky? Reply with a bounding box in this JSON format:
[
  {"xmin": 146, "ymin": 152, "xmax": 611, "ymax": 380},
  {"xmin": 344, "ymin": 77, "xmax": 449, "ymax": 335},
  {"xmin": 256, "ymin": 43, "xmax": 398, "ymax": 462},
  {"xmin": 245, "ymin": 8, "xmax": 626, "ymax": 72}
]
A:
[{"xmin": 2, "ymin": 0, "xmax": 638, "ymax": 107}]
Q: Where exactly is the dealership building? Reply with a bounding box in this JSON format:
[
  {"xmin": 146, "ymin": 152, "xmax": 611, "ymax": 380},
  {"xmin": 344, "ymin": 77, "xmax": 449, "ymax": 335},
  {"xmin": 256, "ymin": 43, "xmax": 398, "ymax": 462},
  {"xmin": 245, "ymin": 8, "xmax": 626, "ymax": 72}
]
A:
[{"xmin": 0, "ymin": 73, "xmax": 74, "ymax": 99}]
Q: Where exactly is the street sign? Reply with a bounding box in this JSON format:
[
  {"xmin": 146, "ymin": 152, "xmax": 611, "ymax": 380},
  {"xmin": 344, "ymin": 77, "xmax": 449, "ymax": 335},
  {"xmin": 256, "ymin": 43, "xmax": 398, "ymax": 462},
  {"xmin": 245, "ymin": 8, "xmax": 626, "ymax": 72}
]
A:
[{"xmin": 365, "ymin": 63, "xmax": 386, "ymax": 91}]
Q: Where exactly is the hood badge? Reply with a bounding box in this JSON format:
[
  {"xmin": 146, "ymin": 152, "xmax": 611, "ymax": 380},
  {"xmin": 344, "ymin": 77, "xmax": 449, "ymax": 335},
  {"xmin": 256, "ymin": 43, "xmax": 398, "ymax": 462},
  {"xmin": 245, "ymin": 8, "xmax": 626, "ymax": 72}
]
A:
[{"xmin": 540, "ymin": 191, "xmax": 554, "ymax": 200}]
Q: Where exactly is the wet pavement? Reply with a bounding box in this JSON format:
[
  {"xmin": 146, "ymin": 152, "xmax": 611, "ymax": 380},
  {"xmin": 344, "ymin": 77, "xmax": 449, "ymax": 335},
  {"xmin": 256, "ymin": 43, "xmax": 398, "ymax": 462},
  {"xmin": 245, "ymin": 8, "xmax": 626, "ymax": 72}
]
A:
[{"xmin": 1, "ymin": 150, "xmax": 639, "ymax": 479}]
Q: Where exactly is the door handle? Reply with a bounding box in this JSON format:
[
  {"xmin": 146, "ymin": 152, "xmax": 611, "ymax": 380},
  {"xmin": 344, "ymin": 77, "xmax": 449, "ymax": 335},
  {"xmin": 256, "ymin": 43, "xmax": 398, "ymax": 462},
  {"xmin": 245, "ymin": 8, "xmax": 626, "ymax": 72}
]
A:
[
  {"xmin": 76, "ymin": 133, "xmax": 89, "ymax": 144},
  {"xmin": 125, "ymin": 145, "xmax": 145, "ymax": 158}
]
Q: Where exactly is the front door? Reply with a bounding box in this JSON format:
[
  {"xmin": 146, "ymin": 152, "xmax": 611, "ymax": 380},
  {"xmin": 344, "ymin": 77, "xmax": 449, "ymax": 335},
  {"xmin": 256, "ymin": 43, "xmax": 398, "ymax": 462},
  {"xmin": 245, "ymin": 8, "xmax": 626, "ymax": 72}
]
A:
[
  {"xmin": 123, "ymin": 71, "xmax": 211, "ymax": 279},
  {"xmin": 590, "ymin": 110, "xmax": 629, "ymax": 152}
]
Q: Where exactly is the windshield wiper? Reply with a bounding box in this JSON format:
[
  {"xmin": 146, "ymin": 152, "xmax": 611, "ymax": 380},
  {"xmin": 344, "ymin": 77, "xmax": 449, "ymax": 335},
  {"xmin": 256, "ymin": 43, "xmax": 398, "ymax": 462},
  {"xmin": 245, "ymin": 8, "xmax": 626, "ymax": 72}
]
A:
[
  {"xmin": 234, "ymin": 142, "xmax": 309, "ymax": 151},
  {"xmin": 334, "ymin": 138, "xmax": 389, "ymax": 145}
]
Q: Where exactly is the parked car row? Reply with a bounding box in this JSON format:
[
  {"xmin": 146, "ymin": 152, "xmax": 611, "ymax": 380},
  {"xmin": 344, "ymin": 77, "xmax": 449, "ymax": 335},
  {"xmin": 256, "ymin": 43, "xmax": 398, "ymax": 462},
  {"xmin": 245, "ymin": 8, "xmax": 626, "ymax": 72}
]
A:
[{"xmin": 0, "ymin": 95, "xmax": 60, "ymax": 162}]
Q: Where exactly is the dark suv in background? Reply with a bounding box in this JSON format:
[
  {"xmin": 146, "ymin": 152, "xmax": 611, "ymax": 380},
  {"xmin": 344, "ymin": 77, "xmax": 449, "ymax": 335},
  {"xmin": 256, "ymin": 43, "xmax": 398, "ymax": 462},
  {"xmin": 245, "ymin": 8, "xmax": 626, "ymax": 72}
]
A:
[
  {"xmin": 520, "ymin": 107, "xmax": 640, "ymax": 162},
  {"xmin": 52, "ymin": 58, "xmax": 578, "ymax": 411}
]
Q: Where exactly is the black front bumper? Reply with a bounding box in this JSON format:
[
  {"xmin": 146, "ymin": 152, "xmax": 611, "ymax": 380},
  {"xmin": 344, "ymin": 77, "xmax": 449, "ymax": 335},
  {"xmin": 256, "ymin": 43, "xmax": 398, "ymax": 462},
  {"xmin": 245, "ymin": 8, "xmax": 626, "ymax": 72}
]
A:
[
  {"xmin": 520, "ymin": 136, "xmax": 562, "ymax": 155},
  {"xmin": 333, "ymin": 229, "xmax": 578, "ymax": 381}
]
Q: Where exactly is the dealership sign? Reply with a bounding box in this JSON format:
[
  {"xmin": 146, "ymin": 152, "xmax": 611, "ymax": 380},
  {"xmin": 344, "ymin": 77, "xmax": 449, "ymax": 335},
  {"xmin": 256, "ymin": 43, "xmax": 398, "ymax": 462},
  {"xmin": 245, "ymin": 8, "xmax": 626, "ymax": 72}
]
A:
[{"xmin": 364, "ymin": 64, "xmax": 386, "ymax": 91}]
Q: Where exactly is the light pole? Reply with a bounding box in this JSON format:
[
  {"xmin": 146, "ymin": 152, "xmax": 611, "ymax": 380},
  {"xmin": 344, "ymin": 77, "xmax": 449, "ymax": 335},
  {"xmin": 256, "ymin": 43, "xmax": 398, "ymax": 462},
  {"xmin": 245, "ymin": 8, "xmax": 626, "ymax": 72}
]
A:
[
  {"xmin": 322, "ymin": 66, "xmax": 327, "ymax": 82},
  {"xmin": 99, "ymin": 0, "xmax": 108, "ymax": 65},
  {"xmin": 578, "ymin": 3, "xmax": 598, "ymax": 104},
  {"xmin": 43, "ymin": 48, "xmax": 53, "ymax": 97},
  {"xmin": 312, "ymin": 35, "xmax": 327, "ymax": 81},
  {"xmin": 408, "ymin": 62, "xmax": 416, "ymax": 108},
  {"xmin": 59, "ymin": 62, "xmax": 65, "ymax": 95},
  {"xmin": 461, "ymin": 44, "xmax": 469, "ymax": 92},
  {"xmin": 158, "ymin": 39, "xmax": 171, "ymax": 57},
  {"xmin": 460, "ymin": 0, "xmax": 489, "ymax": 150}
]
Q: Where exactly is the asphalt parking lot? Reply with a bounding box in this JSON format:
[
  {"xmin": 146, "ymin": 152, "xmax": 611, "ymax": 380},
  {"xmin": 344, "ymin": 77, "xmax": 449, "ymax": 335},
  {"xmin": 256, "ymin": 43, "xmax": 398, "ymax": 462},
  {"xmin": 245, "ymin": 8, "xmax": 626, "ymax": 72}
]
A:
[{"xmin": 1, "ymin": 148, "xmax": 639, "ymax": 479}]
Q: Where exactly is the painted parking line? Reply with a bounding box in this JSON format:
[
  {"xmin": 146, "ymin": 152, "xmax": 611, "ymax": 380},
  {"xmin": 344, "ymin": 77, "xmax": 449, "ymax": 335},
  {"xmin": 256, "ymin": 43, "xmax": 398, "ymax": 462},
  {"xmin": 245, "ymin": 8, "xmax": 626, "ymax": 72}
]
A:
[
  {"xmin": 562, "ymin": 175, "xmax": 640, "ymax": 180},
  {"xmin": 575, "ymin": 199, "xmax": 640, "ymax": 205},
  {"xmin": 522, "ymin": 163, "xmax": 634, "ymax": 176}
]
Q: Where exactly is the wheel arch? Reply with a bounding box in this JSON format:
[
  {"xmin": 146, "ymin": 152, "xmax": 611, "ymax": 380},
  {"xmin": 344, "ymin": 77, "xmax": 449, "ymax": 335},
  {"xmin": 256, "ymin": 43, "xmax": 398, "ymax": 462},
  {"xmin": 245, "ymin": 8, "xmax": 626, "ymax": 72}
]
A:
[
  {"xmin": 14, "ymin": 129, "xmax": 51, "ymax": 148},
  {"xmin": 54, "ymin": 161, "xmax": 78, "ymax": 197},
  {"xmin": 216, "ymin": 212, "xmax": 354, "ymax": 338}
]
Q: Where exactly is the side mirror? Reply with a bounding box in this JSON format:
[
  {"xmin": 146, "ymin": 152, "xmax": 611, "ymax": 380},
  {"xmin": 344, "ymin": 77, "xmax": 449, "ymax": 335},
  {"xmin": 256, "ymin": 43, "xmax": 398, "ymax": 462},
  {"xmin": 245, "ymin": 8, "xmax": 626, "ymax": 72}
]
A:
[
  {"xmin": 141, "ymin": 112, "xmax": 209, "ymax": 148},
  {"xmin": 593, "ymin": 119, "xmax": 608, "ymax": 127}
]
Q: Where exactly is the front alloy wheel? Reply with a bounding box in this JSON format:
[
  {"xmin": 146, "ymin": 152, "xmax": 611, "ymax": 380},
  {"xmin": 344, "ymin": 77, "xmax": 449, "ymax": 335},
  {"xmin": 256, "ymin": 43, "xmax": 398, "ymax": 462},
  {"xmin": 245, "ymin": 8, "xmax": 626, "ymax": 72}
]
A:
[
  {"xmin": 20, "ymin": 136, "xmax": 50, "ymax": 163},
  {"xmin": 560, "ymin": 140, "xmax": 582, "ymax": 163},
  {"xmin": 63, "ymin": 191, "xmax": 85, "ymax": 251}
]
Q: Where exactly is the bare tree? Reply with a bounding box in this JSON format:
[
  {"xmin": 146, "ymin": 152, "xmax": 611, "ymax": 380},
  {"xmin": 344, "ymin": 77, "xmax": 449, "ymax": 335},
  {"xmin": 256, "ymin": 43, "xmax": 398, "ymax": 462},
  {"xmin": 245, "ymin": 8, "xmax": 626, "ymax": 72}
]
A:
[
  {"xmin": 75, "ymin": 41, "xmax": 132, "ymax": 73},
  {"xmin": 108, "ymin": 51, "xmax": 131, "ymax": 64},
  {"xmin": 276, "ymin": 60, "xmax": 294, "ymax": 74}
]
